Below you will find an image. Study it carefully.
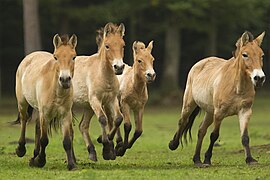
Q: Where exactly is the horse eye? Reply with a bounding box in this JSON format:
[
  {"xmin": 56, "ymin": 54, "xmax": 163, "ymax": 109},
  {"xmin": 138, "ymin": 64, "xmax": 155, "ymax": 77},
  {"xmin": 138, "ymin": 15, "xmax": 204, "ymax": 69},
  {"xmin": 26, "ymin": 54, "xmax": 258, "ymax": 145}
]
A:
[
  {"xmin": 138, "ymin": 60, "xmax": 142, "ymax": 63},
  {"xmin": 72, "ymin": 56, "xmax": 76, "ymax": 60},
  {"xmin": 54, "ymin": 56, "xmax": 57, "ymax": 60},
  {"xmin": 242, "ymin": 53, "xmax": 248, "ymax": 59},
  {"xmin": 105, "ymin": 45, "xmax": 109, "ymax": 50}
]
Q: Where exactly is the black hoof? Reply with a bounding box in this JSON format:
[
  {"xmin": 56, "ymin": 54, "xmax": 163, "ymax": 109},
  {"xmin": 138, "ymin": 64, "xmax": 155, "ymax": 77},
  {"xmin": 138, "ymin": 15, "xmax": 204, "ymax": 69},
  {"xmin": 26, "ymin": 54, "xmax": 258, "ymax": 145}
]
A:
[
  {"xmin": 109, "ymin": 141, "xmax": 116, "ymax": 160},
  {"xmin": 168, "ymin": 140, "xmax": 179, "ymax": 151},
  {"xmin": 67, "ymin": 164, "xmax": 77, "ymax": 171},
  {"xmin": 246, "ymin": 157, "xmax": 258, "ymax": 165},
  {"xmin": 16, "ymin": 145, "xmax": 26, "ymax": 157},
  {"xmin": 102, "ymin": 143, "xmax": 111, "ymax": 160},
  {"xmin": 97, "ymin": 135, "xmax": 102, "ymax": 144},
  {"xmin": 29, "ymin": 156, "xmax": 46, "ymax": 168},
  {"xmin": 203, "ymin": 159, "xmax": 211, "ymax": 166},
  {"xmin": 89, "ymin": 152, "xmax": 97, "ymax": 162}
]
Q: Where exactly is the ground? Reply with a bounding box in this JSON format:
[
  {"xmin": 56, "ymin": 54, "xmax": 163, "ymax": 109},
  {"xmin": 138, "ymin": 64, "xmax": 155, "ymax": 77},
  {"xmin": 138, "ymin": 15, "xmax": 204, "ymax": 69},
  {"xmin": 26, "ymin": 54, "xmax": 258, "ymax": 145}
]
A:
[{"xmin": 0, "ymin": 95, "xmax": 270, "ymax": 179}]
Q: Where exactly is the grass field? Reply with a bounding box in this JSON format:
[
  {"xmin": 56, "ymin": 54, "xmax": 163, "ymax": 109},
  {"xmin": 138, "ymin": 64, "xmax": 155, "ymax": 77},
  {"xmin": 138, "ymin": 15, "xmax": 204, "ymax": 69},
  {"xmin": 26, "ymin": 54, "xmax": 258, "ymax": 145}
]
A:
[{"xmin": 0, "ymin": 96, "xmax": 270, "ymax": 179}]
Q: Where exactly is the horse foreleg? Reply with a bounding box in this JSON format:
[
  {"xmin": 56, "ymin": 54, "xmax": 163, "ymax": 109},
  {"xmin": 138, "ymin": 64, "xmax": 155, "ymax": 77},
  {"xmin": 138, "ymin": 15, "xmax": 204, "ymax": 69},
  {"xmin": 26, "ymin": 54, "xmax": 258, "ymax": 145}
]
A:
[
  {"xmin": 193, "ymin": 112, "xmax": 213, "ymax": 167},
  {"xmin": 62, "ymin": 112, "xmax": 76, "ymax": 170},
  {"xmin": 29, "ymin": 113, "xmax": 48, "ymax": 168},
  {"xmin": 203, "ymin": 113, "xmax": 222, "ymax": 166},
  {"xmin": 238, "ymin": 108, "xmax": 258, "ymax": 164},
  {"xmin": 90, "ymin": 96, "xmax": 111, "ymax": 160},
  {"xmin": 127, "ymin": 108, "xmax": 143, "ymax": 149},
  {"xmin": 79, "ymin": 108, "xmax": 97, "ymax": 162},
  {"xmin": 108, "ymin": 99, "xmax": 123, "ymax": 141},
  {"xmin": 115, "ymin": 103, "xmax": 130, "ymax": 156}
]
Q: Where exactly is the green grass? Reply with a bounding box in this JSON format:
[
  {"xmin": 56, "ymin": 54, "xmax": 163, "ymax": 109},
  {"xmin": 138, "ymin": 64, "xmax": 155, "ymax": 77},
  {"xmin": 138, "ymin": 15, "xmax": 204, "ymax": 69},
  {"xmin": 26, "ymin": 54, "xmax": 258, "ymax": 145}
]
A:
[{"xmin": 0, "ymin": 96, "xmax": 270, "ymax": 179}]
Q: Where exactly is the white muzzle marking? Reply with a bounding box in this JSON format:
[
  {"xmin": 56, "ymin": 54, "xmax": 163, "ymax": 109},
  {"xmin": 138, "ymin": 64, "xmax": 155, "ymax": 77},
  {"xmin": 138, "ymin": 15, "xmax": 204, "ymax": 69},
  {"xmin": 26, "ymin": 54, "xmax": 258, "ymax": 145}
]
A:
[{"xmin": 251, "ymin": 69, "xmax": 265, "ymax": 87}]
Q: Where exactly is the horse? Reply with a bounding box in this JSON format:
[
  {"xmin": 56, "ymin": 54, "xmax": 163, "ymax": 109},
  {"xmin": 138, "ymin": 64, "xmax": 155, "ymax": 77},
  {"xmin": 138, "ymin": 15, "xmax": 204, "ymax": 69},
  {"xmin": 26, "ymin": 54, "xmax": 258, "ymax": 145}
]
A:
[
  {"xmin": 168, "ymin": 31, "xmax": 265, "ymax": 167},
  {"xmin": 114, "ymin": 41, "xmax": 156, "ymax": 156},
  {"xmin": 73, "ymin": 23, "xmax": 125, "ymax": 161},
  {"xmin": 15, "ymin": 34, "xmax": 78, "ymax": 170}
]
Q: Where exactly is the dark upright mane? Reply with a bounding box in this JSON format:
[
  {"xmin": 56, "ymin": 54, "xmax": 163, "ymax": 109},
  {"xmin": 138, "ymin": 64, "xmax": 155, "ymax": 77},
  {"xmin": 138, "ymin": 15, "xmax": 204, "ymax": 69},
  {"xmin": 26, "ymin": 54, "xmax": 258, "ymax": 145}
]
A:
[{"xmin": 96, "ymin": 23, "xmax": 121, "ymax": 49}]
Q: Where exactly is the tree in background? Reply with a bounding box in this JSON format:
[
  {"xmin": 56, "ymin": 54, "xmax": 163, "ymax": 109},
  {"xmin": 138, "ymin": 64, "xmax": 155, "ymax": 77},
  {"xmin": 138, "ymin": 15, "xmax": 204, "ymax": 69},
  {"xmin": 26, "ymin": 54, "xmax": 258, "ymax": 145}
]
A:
[{"xmin": 23, "ymin": 0, "xmax": 41, "ymax": 55}]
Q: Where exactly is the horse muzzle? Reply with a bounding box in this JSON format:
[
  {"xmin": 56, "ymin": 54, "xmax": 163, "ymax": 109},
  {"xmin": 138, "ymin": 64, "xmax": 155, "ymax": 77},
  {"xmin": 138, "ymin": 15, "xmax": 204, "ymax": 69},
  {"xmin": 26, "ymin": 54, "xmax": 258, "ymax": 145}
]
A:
[
  {"xmin": 59, "ymin": 76, "xmax": 72, "ymax": 89},
  {"xmin": 253, "ymin": 75, "xmax": 265, "ymax": 88},
  {"xmin": 146, "ymin": 72, "xmax": 156, "ymax": 83},
  {"xmin": 114, "ymin": 64, "xmax": 125, "ymax": 75}
]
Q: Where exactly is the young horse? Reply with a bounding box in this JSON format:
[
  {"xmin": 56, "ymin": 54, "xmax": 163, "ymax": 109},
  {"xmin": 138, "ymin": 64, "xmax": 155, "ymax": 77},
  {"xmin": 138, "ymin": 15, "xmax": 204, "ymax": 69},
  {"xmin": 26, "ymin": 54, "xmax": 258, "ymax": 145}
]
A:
[
  {"xmin": 15, "ymin": 34, "xmax": 77, "ymax": 170},
  {"xmin": 115, "ymin": 41, "xmax": 156, "ymax": 156},
  {"xmin": 73, "ymin": 23, "xmax": 125, "ymax": 161},
  {"xmin": 169, "ymin": 31, "xmax": 265, "ymax": 167}
]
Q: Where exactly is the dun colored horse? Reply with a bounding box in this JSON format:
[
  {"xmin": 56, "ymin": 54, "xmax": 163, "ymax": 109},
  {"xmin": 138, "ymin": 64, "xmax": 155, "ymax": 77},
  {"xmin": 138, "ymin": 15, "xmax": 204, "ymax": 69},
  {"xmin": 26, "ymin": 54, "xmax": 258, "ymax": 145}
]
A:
[
  {"xmin": 169, "ymin": 31, "xmax": 265, "ymax": 167},
  {"xmin": 73, "ymin": 23, "xmax": 125, "ymax": 161},
  {"xmin": 15, "ymin": 34, "xmax": 77, "ymax": 170},
  {"xmin": 115, "ymin": 41, "xmax": 156, "ymax": 156}
]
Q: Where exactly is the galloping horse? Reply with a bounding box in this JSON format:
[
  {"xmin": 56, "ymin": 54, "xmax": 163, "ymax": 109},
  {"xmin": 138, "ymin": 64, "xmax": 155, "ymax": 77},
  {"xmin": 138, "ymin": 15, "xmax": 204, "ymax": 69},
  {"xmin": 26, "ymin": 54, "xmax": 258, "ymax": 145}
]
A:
[
  {"xmin": 115, "ymin": 41, "xmax": 156, "ymax": 156},
  {"xmin": 15, "ymin": 34, "xmax": 77, "ymax": 170},
  {"xmin": 73, "ymin": 23, "xmax": 125, "ymax": 161},
  {"xmin": 169, "ymin": 31, "xmax": 265, "ymax": 167}
]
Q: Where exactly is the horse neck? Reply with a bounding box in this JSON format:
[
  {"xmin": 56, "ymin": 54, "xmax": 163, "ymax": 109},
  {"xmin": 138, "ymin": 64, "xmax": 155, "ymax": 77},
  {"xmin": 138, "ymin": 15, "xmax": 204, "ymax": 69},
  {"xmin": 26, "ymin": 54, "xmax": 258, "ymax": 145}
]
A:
[
  {"xmin": 133, "ymin": 66, "xmax": 147, "ymax": 94},
  {"xmin": 231, "ymin": 57, "xmax": 253, "ymax": 94},
  {"xmin": 97, "ymin": 47, "xmax": 115, "ymax": 82}
]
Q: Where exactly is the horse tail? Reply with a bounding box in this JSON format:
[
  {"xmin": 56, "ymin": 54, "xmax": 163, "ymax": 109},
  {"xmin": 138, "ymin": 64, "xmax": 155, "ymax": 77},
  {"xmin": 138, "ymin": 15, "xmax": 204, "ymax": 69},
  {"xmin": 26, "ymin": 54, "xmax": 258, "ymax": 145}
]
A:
[
  {"xmin": 182, "ymin": 106, "xmax": 201, "ymax": 144},
  {"xmin": 9, "ymin": 106, "xmax": 34, "ymax": 125}
]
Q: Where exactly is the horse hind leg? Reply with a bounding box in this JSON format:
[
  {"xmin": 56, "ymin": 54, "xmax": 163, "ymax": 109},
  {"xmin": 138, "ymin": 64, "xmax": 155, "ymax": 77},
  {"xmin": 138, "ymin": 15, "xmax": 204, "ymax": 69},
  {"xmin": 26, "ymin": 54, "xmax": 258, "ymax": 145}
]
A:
[
  {"xmin": 169, "ymin": 99, "xmax": 199, "ymax": 151},
  {"xmin": 15, "ymin": 99, "xmax": 29, "ymax": 157},
  {"xmin": 127, "ymin": 108, "xmax": 143, "ymax": 149},
  {"xmin": 193, "ymin": 112, "xmax": 213, "ymax": 167},
  {"xmin": 79, "ymin": 108, "xmax": 97, "ymax": 162},
  {"xmin": 29, "ymin": 116, "xmax": 41, "ymax": 165}
]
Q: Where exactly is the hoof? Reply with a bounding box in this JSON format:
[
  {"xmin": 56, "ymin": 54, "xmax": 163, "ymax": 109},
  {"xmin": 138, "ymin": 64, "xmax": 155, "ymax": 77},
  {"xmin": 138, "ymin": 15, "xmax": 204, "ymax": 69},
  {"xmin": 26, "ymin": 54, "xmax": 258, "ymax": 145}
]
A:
[
  {"xmin": 67, "ymin": 164, "xmax": 77, "ymax": 171},
  {"xmin": 203, "ymin": 159, "xmax": 211, "ymax": 166},
  {"xmin": 89, "ymin": 152, "xmax": 97, "ymax": 162},
  {"xmin": 115, "ymin": 141, "xmax": 126, "ymax": 157},
  {"xmin": 16, "ymin": 145, "xmax": 26, "ymax": 157},
  {"xmin": 246, "ymin": 157, "xmax": 258, "ymax": 165},
  {"xmin": 109, "ymin": 141, "xmax": 116, "ymax": 160},
  {"xmin": 102, "ymin": 143, "xmax": 111, "ymax": 160},
  {"xmin": 97, "ymin": 135, "xmax": 102, "ymax": 144},
  {"xmin": 194, "ymin": 162, "xmax": 209, "ymax": 168},
  {"xmin": 29, "ymin": 156, "xmax": 46, "ymax": 168},
  {"xmin": 168, "ymin": 140, "xmax": 179, "ymax": 151}
]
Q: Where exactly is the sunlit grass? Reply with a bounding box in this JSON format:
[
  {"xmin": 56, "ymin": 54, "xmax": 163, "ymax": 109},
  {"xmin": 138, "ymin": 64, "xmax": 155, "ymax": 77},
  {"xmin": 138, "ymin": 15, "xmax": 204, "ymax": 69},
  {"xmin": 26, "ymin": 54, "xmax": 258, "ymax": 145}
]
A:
[{"xmin": 0, "ymin": 96, "xmax": 270, "ymax": 179}]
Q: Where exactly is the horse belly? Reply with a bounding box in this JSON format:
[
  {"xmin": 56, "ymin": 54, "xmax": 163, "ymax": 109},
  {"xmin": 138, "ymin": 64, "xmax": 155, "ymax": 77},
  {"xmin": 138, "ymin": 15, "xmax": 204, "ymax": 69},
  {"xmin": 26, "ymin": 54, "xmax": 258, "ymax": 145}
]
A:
[{"xmin": 192, "ymin": 87, "xmax": 214, "ymax": 113}]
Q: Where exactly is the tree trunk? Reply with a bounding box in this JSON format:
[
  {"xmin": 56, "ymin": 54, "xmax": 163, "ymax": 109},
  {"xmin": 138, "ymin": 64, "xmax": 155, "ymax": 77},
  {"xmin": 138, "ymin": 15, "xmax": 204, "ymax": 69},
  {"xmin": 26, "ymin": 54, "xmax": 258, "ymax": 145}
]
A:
[
  {"xmin": 23, "ymin": 0, "xmax": 41, "ymax": 55},
  {"xmin": 207, "ymin": 15, "xmax": 217, "ymax": 56},
  {"xmin": 161, "ymin": 22, "xmax": 180, "ymax": 93}
]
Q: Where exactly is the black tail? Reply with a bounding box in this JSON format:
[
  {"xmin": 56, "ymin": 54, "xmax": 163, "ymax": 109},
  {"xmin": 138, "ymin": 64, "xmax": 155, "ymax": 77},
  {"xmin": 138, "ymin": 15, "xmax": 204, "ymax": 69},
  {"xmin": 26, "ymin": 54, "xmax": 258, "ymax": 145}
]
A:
[
  {"xmin": 182, "ymin": 106, "xmax": 200, "ymax": 144},
  {"xmin": 9, "ymin": 106, "xmax": 34, "ymax": 125}
]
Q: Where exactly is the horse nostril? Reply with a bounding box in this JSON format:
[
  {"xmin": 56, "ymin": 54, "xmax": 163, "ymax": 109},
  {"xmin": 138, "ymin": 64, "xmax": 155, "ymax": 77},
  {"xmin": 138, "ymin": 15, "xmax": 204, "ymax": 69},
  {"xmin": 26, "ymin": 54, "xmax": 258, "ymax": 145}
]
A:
[
  {"xmin": 254, "ymin": 76, "xmax": 259, "ymax": 81},
  {"xmin": 60, "ymin": 77, "xmax": 63, "ymax": 82},
  {"xmin": 114, "ymin": 65, "xmax": 118, "ymax": 69},
  {"xmin": 68, "ymin": 76, "xmax": 71, "ymax": 81}
]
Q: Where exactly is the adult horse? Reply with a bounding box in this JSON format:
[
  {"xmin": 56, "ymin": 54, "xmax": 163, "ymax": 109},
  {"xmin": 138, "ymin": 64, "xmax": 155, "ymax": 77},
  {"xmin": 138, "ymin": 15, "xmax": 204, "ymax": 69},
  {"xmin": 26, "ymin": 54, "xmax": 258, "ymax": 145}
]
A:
[
  {"xmin": 169, "ymin": 31, "xmax": 265, "ymax": 167},
  {"xmin": 115, "ymin": 41, "xmax": 156, "ymax": 156},
  {"xmin": 15, "ymin": 34, "xmax": 77, "ymax": 170},
  {"xmin": 73, "ymin": 23, "xmax": 125, "ymax": 161}
]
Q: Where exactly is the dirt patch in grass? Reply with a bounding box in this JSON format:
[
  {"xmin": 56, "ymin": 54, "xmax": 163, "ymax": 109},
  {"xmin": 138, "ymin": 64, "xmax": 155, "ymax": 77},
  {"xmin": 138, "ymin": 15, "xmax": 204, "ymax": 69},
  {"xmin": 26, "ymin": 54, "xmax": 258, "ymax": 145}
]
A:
[{"xmin": 233, "ymin": 144, "xmax": 270, "ymax": 154}]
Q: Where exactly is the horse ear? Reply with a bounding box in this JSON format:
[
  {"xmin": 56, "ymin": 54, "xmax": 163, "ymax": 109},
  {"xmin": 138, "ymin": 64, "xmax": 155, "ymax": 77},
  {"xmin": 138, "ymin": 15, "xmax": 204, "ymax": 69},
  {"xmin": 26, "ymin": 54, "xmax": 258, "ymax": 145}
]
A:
[
  {"xmin": 68, "ymin": 34, "xmax": 77, "ymax": 49},
  {"xmin": 103, "ymin": 22, "xmax": 113, "ymax": 37},
  {"xmin": 53, "ymin": 34, "xmax": 62, "ymax": 49},
  {"xmin": 147, "ymin": 40, "xmax": 154, "ymax": 52},
  {"xmin": 117, "ymin": 23, "xmax": 125, "ymax": 37},
  {"xmin": 255, "ymin": 31, "xmax": 265, "ymax": 46},
  {"xmin": 240, "ymin": 31, "xmax": 250, "ymax": 47},
  {"xmin": 133, "ymin": 41, "xmax": 145, "ymax": 54}
]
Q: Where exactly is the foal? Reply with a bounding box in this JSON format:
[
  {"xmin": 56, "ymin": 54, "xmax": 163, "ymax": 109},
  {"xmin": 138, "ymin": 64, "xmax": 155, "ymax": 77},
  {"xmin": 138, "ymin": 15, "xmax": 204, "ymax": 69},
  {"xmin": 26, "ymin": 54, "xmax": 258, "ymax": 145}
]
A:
[
  {"xmin": 73, "ymin": 23, "xmax": 125, "ymax": 161},
  {"xmin": 15, "ymin": 34, "xmax": 77, "ymax": 170},
  {"xmin": 115, "ymin": 41, "xmax": 156, "ymax": 156},
  {"xmin": 169, "ymin": 31, "xmax": 265, "ymax": 167}
]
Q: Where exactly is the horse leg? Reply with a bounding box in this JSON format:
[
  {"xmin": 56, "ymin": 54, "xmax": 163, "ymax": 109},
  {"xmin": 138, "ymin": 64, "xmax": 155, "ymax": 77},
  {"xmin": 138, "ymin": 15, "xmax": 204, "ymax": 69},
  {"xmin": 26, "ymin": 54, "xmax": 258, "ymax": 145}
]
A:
[
  {"xmin": 108, "ymin": 98, "xmax": 123, "ymax": 141},
  {"xmin": 15, "ymin": 99, "xmax": 28, "ymax": 157},
  {"xmin": 115, "ymin": 102, "xmax": 130, "ymax": 156},
  {"xmin": 238, "ymin": 108, "xmax": 257, "ymax": 164},
  {"xmin": 90, "ymin": 96, "xmax": 110, "ymax": 160},
  {"xmin": 79, "ymin": 108, "xmax": 97, "ymax": 162},
  {"xmin": 169, "ymin": 91, "xmax": 197, "ymax": 150},
  {"xmin": 29, "ymin": 117, "xmax": 41, "ymax": 165},
  {"xmin": 62, "ymin": 112, "xmax": 76, "ymax": 170},
  {"xmin": 29, "ymin": 113, "xmax": 48, "ymax": 168},
  {"xmin": 127, "ymin": 108, "xmax": 144, "ymax": 149},
  {"xmin": 193, "ymin": 112, "xmax": 213, "ymax": 167},
  {"xmin": 203, "ymin": 113, "xmax": 223, "ymax": 166}
]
